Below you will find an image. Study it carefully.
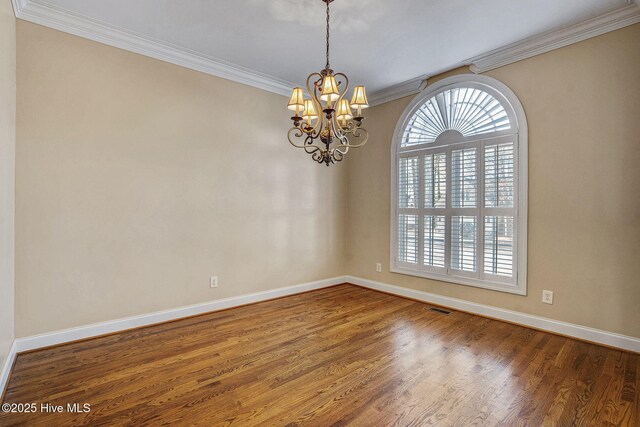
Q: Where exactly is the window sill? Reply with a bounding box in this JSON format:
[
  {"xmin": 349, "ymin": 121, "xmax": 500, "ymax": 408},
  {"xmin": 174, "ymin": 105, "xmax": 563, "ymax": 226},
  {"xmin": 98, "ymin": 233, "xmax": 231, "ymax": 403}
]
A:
[{"xmin": 390, "ymin": 265, "xmax": 527, "ymax": 295}]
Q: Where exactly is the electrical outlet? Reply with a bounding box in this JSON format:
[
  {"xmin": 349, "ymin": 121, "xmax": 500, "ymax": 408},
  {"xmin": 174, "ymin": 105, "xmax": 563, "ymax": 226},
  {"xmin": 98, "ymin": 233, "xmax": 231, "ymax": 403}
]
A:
[
  {"xmin": 376, "ymin": 263, "xmax": 382, "ymax": 272},
  {"xmin": 210, "ymin": 276, "xmax": 219, "ymax": 288},
  {"xmin": 542, "ymin": 290, "xmax": 553, "ymax": 304}
]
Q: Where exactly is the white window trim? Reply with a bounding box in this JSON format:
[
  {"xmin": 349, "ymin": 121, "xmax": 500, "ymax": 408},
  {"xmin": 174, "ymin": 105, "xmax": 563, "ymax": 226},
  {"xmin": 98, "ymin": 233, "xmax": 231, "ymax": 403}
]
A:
[{"xmin": 390, "ymin": 74, "xmax": 528, "ymax": 295}]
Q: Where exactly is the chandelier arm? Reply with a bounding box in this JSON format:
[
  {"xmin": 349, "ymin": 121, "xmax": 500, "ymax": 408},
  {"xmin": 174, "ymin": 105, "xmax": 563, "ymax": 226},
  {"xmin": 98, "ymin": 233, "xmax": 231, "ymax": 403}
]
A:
[
  {"xmin": 305, "ymin": 73, "xmax": 324, "ymax": 137},
  {"xmin": 308, "ymin": 73, "xmax": 322, "ymax": 100},
  {"xmin": 340, "ymin": 120, "xmax": 357, "ymax": 134},
  {"xmin": 330, "ymin": 147, "xmax": 346, "ymax": 163},
  {"xmin": 333, "ymin": 72, "xmax": 350, "ymax": 98},
  {"xmin": 333, "ymin": 123, "xmax": 349, "ymax": 144},
  {"xmin": 287, "ymin": 127, "xmax": 307, "ymax": 149},
  {"xmin": 340, "ymin": 120, "xmax": 362, "ymax": 135},
  {"xmin": 333, "ymin": 145, "xmax": 349, "ymax": 155},
  {"xmin": 332, "ymin": 149, "xmax": 344, "ymax": 162},
  {"xmin": 288, "ymin": 127, "xmax": 318, "ymax": 149},
  {"xmin": 336, "ymin": 128, "xmax": 369, "ymax": 149},
  {"xmin": 350, "ymin": 126, "xmax": 367, "ymax": 138},
  {"xmin": 331, "ymin": 72, "xmax": 350, "ymax": 134},
  {"xmin": 312, "ymin": 150, "xmax": 326, "ymax": 164},
  {"xmin": 288, "ymin": 127, "xmax": 328, "ymax": 154},
  {"xmin": 304, "ymin": 145, "xmax": 324, "ymax": 156},
  {"xmin": 331, "ymin": 114, "xmax": 349, "ymax": 142}
]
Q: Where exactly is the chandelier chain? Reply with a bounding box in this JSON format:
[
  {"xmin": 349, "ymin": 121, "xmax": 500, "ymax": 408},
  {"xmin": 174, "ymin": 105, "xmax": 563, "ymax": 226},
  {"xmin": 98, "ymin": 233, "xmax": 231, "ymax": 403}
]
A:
[{"xmin": 325, "ymin": 0, "xmax": 330, "ymax": 69}]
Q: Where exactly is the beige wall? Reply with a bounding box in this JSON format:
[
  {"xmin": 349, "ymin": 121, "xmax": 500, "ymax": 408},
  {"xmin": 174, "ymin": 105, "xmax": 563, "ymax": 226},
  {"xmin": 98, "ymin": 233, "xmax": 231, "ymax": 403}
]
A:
[
  {"xmin": 15, "ymin": 21, "xmax": 347, "ymax": 337},
  {"xmin": 346, "ymin": 23, "xmax": 640, "ymax": 338},
  {"xmin": 13, "ymin": 19, "xmax": 640, "ymax": 340},
  {"xmin": 0, "ymin": 0, "xmax": 16, "ymax": 367}
]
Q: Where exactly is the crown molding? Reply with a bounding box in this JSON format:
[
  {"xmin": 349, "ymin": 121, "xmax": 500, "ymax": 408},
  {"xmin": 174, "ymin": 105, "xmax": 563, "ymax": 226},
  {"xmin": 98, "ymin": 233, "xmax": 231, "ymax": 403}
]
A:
[
  {"xmin": 11, "ymin": 0, "xmax": 298, "ymax": 97},
  {"xmin": 369, "ymin": 2, "xmax": 640, "ymax": 106},
  {"xmin": 468, "ymin": 2, "xmax": 640, "ymax": 73},
  {"xmin": 10, "ymin": 0, "xmax": 640, "ymax": 104},
  {"xmin": 368, "ymin": 75, "xmax": 428, "ymax": 107}
]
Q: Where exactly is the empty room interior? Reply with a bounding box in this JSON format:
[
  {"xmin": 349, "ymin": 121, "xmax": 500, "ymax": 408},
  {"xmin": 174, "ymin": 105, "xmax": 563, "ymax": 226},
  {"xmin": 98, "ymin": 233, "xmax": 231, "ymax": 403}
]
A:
[{"xmin": 1, "ymin": 0, "xmax": 640, "ymax": 425}]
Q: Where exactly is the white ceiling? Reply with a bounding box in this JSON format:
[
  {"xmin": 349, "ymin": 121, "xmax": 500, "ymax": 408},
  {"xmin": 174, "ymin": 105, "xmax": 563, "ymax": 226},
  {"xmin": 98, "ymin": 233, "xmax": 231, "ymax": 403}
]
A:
[{"xmin": 19, "ymin": 0, "xmax": 634, "ymax": 96}]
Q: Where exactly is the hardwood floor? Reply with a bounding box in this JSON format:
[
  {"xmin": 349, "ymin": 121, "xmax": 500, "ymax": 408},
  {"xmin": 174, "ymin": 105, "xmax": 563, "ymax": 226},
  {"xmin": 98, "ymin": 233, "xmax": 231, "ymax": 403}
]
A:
[{"xmin": 1, "ymin": 284, "xmax": 638, "ymax": 426}]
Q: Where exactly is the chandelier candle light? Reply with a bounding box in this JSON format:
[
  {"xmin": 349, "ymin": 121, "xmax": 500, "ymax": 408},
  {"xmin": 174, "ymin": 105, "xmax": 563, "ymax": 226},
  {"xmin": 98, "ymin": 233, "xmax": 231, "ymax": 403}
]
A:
[{"xmin": 287, "ymin": 0, "xmax": 369, "ymax": 166}]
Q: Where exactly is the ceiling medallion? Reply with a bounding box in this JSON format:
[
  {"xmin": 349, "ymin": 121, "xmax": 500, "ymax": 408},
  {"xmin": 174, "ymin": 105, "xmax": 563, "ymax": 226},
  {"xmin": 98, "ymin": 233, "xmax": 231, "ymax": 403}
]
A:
[{"xmin": 286, "ymin": 0, "xmax": 369, "ymax": 166}]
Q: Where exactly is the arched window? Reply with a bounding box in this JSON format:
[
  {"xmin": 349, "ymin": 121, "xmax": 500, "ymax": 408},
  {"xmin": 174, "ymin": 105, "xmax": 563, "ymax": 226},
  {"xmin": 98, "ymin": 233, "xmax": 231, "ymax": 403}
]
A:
[{"xmin": 391, "ymin": 75, "xmax": 528, "ymax": 294}]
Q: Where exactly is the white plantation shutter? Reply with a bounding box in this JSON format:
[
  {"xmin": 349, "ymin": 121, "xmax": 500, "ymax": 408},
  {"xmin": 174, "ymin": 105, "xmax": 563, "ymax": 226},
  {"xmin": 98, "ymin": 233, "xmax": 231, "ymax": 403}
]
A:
[
  {"xmin": 398, "ymin": 214, "xmax": 418, "ymax": 264},
  {"xmin": 397, "ymin": 156, "xmax": 420, "ymax": 265},
  {"xmin": 392, "ymin": 76, "xmax": 527, "ymax": 294},
  {"xmin": 424, "ymin": 153, "xmax": 446, "ymax": 208},
  {"xmin": 451, "ymin": 216, "xmax": 478, "ymax": 272},
  {"xmin": 423, "ymin": 215, "xmax": 445, "ymax": 268},
  {"xmin": 398, "ymin": 156, "xmax": 419, "ymax": 208},
  {"xmin": 485, "ymin": 143, "xmax": 515, "ymax": 208},
  {"xmin": 451, "ymin": 148, "xmax": 477, "ymax": 208},
  {"xmin": 484, "ymin": 216, "xmax": 514, "ymax": 276}
]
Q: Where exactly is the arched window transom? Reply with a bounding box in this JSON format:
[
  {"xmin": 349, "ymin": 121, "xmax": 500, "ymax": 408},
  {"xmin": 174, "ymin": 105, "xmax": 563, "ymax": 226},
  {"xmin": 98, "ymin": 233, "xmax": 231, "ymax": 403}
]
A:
[{"xmin": 402, "ymin": 87, "xmax": 511, "ymax": 147}]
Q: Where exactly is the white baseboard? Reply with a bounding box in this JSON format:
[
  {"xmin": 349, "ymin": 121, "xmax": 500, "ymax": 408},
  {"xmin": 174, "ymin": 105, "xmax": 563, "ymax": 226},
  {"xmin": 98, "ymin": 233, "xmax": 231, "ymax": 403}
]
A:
[
  {"xmin": 346, "ymin": 276, "xmax": 640, "ymax": 353},
  {"xmin": 13, "ymin": 276, "xmax": 348, "ymax": 354},
  {"xmin": 0, "ymin": 341, "xmax": 17, "ymax": 399}
]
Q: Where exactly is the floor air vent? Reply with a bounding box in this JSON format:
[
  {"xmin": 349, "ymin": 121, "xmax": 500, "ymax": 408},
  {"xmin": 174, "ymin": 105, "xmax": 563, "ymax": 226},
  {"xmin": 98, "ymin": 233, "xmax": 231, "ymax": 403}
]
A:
[{"xmin": 429, "ymin": 307, "xmax": 452, "ymax": 315}]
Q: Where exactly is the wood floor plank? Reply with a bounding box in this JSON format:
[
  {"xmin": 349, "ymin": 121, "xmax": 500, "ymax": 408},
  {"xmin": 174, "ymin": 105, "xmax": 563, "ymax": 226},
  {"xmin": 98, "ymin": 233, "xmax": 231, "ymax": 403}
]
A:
[{"xmin": 0, "ymin": 284, "xmax": 637, "ymax": 426}]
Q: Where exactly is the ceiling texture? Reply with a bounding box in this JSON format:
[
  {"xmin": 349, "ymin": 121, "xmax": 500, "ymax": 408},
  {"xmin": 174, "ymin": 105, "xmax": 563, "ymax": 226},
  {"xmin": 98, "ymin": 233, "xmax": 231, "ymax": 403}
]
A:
[{"xmin": 11, "ymin": 0, "xmax": 640, "ymax": 104}]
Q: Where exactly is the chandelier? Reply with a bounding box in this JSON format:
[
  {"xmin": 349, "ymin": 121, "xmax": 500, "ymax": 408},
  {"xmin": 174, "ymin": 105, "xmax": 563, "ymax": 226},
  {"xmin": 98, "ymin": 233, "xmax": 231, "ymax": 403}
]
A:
[{"xmin": 287, "ymin": 0, "xmax": 369, "ymax": 166}]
